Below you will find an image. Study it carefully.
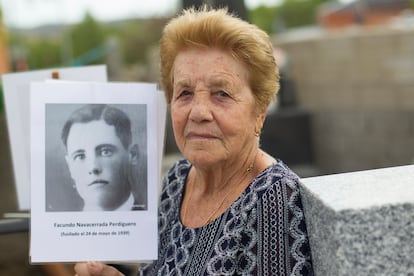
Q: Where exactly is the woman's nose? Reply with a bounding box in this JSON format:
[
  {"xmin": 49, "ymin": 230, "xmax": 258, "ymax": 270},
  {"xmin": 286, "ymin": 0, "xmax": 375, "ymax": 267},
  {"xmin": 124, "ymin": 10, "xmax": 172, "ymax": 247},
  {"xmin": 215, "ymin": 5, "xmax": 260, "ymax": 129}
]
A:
[{"xmin": 189, "ymin": 94, "xmax": 213, "ymax": 122}]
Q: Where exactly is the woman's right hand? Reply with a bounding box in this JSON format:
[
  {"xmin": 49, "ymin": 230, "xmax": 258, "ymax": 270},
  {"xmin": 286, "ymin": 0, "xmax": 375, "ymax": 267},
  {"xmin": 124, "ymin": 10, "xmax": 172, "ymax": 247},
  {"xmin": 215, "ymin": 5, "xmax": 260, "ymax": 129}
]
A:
[{"xmin": 74, "ymin": 262, "xmax": 124, "ymax": 276}]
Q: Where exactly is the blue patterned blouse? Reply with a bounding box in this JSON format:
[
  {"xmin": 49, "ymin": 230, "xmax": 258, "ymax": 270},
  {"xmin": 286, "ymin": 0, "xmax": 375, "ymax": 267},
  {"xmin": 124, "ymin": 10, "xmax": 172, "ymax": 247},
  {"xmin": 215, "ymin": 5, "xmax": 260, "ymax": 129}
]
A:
[{"xmin": 141, "ymin": 159, "xmax": 313, "ymax": 275}]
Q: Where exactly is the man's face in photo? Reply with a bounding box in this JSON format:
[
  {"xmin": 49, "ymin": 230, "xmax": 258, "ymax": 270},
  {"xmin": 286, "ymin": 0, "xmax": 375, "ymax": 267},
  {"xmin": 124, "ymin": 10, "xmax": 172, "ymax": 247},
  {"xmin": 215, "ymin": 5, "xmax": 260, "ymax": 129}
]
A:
[{"xmin": 65, "ymin": 120, "xmax": 131, "ymax": 211}]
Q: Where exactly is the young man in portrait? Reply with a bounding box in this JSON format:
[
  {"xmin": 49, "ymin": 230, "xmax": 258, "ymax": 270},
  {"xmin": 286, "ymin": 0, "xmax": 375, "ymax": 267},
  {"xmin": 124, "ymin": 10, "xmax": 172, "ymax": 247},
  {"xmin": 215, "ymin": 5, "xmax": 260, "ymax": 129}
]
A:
[{"xmin": 61, "ymin": 104, "xmax": 146, "ymax": 211}]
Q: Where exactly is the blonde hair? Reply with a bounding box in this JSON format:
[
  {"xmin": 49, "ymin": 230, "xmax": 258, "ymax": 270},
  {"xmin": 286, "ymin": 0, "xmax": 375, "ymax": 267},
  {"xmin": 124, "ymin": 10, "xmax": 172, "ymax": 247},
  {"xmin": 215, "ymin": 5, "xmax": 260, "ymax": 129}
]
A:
[{"xmin": 159, "ymin": 6, "xmax": 279, "ymax": 111}]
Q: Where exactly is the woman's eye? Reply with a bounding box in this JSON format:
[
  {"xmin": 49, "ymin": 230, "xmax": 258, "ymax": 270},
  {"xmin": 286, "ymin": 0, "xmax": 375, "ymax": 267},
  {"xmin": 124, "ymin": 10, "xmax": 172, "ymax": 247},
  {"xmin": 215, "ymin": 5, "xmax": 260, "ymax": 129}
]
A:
[
  {"xmin": 175, "ymin": 90, "xmax": 192, "ymax": 99},
  {"xmin": 180, "ymin": 90, "xmax": 192, "ymax": 97},
  {"xmin": 217, "ymin": 90, "xmax": 230, "ymax": 98}
]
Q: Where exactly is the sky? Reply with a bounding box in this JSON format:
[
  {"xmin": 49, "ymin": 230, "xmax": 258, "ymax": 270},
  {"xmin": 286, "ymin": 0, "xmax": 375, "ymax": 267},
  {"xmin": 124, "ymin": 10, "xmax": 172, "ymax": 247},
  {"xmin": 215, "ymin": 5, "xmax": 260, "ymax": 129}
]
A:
[{"xmin": 0, "ymin": 0, "xmax": 354, "ymax": 29}]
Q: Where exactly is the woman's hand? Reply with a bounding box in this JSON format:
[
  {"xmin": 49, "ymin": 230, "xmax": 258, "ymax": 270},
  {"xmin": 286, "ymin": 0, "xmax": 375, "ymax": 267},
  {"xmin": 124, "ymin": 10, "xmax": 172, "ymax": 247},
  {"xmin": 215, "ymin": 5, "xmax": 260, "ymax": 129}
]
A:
[{"xmin": 74, "ymin": 262, "xmax": 124, "ymax": 276}]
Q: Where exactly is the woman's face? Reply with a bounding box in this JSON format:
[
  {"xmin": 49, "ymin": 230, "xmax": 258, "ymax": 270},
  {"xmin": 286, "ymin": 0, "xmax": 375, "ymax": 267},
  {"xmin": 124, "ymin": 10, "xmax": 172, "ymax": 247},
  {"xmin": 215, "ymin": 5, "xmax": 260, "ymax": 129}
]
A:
[{"xmin": 171, "ymin": 48, "xmax": 264, "ymax": 168}]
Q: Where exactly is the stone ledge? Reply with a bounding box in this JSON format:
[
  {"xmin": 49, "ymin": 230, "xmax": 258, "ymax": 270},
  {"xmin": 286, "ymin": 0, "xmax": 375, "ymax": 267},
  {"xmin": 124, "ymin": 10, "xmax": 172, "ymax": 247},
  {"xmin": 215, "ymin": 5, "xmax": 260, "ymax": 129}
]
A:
[{"xmin": 299, "ymin": 165, "xmax": 414, "ymax": 276}]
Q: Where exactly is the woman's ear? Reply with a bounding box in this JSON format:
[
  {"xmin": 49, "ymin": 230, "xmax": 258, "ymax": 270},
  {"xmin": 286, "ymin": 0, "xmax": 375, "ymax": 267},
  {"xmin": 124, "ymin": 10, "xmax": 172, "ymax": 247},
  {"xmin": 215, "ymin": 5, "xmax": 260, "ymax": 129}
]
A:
[
  {"xmin": 255, "ymin": 106, "xmax": 267, "ymax": 135},
  {"xmin": 128, "ymin": 144, "xmax": 140, "ymax": 165}
]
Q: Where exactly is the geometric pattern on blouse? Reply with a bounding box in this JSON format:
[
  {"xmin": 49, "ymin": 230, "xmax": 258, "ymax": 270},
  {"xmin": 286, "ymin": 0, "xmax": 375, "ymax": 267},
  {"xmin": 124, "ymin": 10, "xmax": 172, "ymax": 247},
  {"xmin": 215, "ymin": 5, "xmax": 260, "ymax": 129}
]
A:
[{"xmin": 141, "ymin": 159, "xmax": 313, "ymax": 275}]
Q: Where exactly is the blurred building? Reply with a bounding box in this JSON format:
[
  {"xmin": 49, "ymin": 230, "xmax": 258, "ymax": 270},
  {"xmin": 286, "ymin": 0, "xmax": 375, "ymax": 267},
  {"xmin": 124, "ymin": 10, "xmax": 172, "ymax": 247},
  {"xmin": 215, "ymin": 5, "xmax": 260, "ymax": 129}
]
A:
[
  {"xmin": 273, "ymin": 24, "xmax": 414, "ymax": 174},
  {"xmin": 318, "ymin": 0, "xmax": 413, "ymax": 29}
]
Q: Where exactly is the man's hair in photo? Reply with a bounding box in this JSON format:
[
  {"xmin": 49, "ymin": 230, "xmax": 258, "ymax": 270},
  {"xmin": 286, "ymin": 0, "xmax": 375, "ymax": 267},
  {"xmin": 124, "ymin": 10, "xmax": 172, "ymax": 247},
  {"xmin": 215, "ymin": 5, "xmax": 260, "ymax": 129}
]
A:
[{"xmin": 61, "ymin": 104, "xmax": 132, "ymax": 150}]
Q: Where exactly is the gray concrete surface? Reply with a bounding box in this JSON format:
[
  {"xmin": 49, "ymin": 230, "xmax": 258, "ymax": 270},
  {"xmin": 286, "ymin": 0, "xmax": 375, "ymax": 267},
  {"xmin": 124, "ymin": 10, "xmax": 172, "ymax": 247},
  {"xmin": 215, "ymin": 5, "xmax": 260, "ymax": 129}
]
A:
[{"xmin": 300, "ymin": 165, "xmax": 414, "ymax": 275}]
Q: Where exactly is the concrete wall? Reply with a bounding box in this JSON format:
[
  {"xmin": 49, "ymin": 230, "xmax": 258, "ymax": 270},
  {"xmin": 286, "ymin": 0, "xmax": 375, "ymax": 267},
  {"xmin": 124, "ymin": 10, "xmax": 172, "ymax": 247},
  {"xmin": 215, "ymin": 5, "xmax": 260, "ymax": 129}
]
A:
[{"xmin": 273, "ymin": 27, "xmax": 414, "ymax": 174}]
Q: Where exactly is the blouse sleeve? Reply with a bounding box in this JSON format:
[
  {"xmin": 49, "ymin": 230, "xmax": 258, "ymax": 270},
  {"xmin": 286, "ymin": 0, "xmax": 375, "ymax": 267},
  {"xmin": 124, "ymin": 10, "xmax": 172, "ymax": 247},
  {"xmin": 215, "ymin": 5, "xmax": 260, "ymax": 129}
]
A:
[{"xmin": 251, "ymin": 167, "xmax": 313, "ymax": 275}]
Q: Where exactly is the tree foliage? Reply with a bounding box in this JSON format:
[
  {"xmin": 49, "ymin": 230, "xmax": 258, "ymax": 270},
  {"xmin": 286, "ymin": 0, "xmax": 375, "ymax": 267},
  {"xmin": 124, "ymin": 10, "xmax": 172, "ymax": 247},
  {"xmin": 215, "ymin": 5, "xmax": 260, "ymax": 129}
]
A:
[
  {"xmin": 6, "ymin": 0, "xmax": 336, "ymax": 73},
  {"xmin": 249, "ymin": 5, "xmax": 278, "ymax": 33},
  {"xmin": 249, "ymin": 0, "xmax": 332, "ymax": 33},
  {"xmin": 119, "ymin": 18, "xmax": 166, "ymax": 65},
  {"xmin": 69, "ymin": 12, "xmax": 105, "ymax": 65},
  {"xmin": 27, "ymin": 39, "xmax": 60, "ymax": 68},
  {"xmin": 278, "ymin": 0, "xmax": 330, "ymax": 29}
]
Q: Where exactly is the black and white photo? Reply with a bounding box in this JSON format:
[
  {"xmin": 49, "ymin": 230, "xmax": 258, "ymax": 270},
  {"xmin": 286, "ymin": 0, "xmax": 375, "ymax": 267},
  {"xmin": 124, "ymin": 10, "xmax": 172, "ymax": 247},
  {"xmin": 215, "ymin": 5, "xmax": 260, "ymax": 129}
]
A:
[{"xmin": 45, "ymin": 103, "xmax": 148, "ymax": 212}]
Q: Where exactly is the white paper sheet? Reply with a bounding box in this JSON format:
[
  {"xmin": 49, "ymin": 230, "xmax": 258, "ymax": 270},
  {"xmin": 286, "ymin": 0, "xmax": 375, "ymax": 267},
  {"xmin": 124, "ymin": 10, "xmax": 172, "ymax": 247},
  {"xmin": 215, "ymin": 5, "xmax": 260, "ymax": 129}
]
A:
[
  {"xmin": 29, "ymin": 81, "xmax": 163, "ymax": 262},
  {"xmin": 2, "ymin": 65, "xmax": 107, "ymax": 210}
]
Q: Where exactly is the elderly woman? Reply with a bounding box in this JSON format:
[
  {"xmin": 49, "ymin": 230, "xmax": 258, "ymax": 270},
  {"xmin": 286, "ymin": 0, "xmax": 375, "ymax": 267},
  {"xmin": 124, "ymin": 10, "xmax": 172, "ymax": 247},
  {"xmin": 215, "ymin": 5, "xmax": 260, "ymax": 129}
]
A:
[{"xmin": 75, "ymin": 6, "xmax": 313, "ymax": 276}]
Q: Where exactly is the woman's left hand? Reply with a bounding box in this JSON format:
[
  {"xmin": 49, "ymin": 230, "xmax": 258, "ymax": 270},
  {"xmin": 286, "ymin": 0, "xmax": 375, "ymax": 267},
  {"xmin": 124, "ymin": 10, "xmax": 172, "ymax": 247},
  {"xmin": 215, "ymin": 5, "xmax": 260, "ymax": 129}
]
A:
[{"xmin": 74, "ymin": 262, "xmax": 124, "ymax": 276}]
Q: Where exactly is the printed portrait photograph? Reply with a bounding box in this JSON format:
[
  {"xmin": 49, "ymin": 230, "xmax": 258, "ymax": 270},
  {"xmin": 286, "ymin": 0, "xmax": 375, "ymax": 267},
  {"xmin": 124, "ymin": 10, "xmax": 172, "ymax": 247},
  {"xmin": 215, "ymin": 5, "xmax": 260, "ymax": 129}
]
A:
[{"xmin": 45, "ymin": 103, "xmax": 148, "ymax": 212}]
